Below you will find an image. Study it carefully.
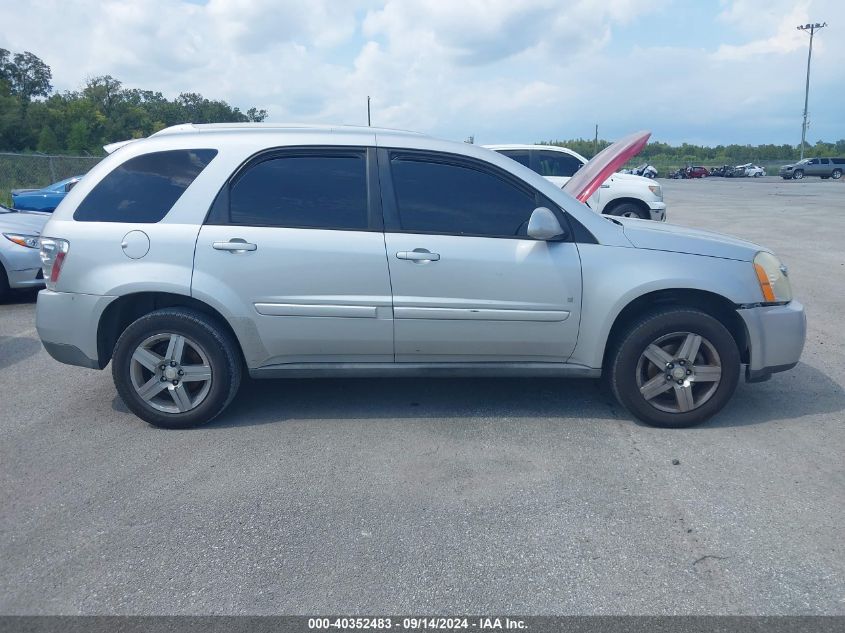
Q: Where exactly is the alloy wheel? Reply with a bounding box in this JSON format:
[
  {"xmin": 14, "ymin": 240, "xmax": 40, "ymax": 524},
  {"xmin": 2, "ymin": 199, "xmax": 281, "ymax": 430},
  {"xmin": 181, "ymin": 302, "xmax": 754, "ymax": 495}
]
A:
[
  {"xmin": 635, "ymin": 331, "xmax": 722, "ymax": 414},
  {"xmin": 129, "ymin": 333, "xmax": 213, "ymax": 414}
]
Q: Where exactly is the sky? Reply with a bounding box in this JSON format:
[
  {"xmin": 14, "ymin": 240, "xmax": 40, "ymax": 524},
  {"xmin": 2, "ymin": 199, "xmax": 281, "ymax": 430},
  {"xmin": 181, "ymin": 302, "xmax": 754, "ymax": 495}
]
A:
[{"xmin": 0, "ymin": 0, "xmax": 842, "ymax": 146}]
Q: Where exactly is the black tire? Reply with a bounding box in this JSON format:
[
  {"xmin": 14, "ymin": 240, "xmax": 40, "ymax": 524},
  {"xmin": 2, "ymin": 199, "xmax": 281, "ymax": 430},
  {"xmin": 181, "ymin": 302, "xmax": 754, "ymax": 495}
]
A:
[
  {"xmin": 821, "ymin": 176, "xmax": 830, "ymax": 180},
  {"xmin": 608, "ymin": 203, "xmax": 648, "ymax": 220},
  {"xmin": 607, "ymin": 308, "xmax": 740, "ymax": 428},
  {"xmin": 112, "ymin": 308, "xmax": 242, "ymax": 428},
  {"xmin": 0, "ymin": 264, "xmax": 9, "ymax": 301},
  {"xmin": 792, "ymin": 170, "xmax": 804, "ymax": 180},
  {"xmin": 832, "ymin": 169, "xmax": 842, "ymax": 180}
]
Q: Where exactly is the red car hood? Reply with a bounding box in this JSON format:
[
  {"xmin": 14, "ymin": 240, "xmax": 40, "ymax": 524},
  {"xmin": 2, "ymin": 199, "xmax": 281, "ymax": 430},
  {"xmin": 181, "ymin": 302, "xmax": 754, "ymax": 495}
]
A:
[{"xmin": 563, "ymin": 130, "xmax": 651, "ymax": 202}]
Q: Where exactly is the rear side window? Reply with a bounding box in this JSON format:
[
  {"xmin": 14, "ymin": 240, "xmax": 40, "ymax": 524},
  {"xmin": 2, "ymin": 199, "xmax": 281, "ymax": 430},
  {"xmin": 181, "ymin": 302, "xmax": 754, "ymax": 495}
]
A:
[
  {"xmin": 228, "ymin": 153, "xmax": 368, "ymax": 229},
  {"xmin": 74, "ymin": 149, "xmax": 217, "ymax": 223},
  {"xmin": 390, "ymin": 155, "xmax": 537, "ymax": 237},
  {"xmin": 535, "ymin": 150, "xmax": 583, "ymax": 177},
  {"xmin": 832, "ymin": 158, "xmax": 845, "ymax": 165},
  {"xmin": 498, "ymin": 150, "xmax": 530, "ymax": 168}
]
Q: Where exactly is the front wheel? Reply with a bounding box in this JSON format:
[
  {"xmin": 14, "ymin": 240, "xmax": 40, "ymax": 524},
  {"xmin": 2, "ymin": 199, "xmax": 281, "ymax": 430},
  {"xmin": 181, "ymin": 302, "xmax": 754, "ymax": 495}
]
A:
[
  {"xmin": 112, "ymin": 308, "xmax": 242, "ymax": 428},
  {"xmin": 609, "ymin": 203, "xmax": 648, "ymax": 220},
  {"xmin": 608, "ymin": 309, "xmax": 740, "ymax": 428},
  {"xmin": 792, "ymin": 170, "xmax": 804, "ymax": 180},
  {"xmin": 0, "ymin": 265, "xmax": 9, "ymax": 301}
]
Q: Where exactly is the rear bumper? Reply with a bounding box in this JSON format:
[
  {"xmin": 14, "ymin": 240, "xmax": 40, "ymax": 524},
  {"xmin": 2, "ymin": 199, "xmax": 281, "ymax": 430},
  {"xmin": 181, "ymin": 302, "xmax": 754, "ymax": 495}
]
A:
[
  {"xmin": 738, "ymin": 301, "xmax": 806, "ymax": 382},
  {"xmin": 36, "ymin": 290, "xmax": 115, "ymax": 369}
]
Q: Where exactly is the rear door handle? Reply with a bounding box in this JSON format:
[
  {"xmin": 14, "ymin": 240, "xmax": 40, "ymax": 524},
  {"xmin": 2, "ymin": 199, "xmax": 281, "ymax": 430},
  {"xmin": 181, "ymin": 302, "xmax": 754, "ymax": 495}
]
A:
[
  {"xmin": 397, "ymin": 249, "xmax": 440, "ymax": 262},
  {"xmin": 213, "ymin": 239, "xmax": 257, "ymax": 252}
]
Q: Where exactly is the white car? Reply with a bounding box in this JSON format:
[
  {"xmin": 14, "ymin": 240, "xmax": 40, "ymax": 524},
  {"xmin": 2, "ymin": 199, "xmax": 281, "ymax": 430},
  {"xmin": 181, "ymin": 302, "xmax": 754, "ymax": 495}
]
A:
[
  {"xmin": 742, "ymin": 164, "xmax": 766, "ymax": 178},
  {"xmin": 485, "ymin": 144, "xmax": 666, "ymax": 221}
]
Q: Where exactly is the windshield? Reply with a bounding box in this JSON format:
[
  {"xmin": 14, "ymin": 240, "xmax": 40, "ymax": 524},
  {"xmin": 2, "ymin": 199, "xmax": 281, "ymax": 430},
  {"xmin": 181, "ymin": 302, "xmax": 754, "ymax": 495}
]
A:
[{"xmin": 46, "ymin": 177, "xmax": 78, "ymax": 192}]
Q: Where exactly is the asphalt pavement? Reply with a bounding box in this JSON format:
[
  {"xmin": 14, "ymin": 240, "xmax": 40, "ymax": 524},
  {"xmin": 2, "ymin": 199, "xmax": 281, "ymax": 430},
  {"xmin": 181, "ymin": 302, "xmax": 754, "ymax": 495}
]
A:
[{"xmin": 0, "ymin": 177, "xmax": 843, "ymax": 614}]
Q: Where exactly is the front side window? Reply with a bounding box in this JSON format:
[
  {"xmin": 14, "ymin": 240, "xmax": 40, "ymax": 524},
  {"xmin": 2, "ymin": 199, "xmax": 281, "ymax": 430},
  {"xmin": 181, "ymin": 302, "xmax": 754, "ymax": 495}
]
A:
[
  {"xmin": 74, "ymin": 149, "xmax": 217, "ymax": 223},
  {"xmin": 390, "ymin": 155, "xmax": 538, "ymax": 237},
  {"xmin": 535, "ymin": 150, "xmax": 583, "ymax": 178},
  {"xmin": 229, "ymin": 153, "xmax": 368, "ymax": 229}
]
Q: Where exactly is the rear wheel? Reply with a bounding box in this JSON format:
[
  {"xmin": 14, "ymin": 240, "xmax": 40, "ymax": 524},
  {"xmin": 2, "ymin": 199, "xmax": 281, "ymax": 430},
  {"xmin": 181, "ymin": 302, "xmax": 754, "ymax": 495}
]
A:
[
  {"xmin": 112, "ymin": 308, "xmax": 242, "ymax": 428},
  {"xmin": 832, "ymin": 169, "xmax": 842, "ymax": 180},
  {"xmin": 608, "ymin": 308, "xmax": 740, "ymax": 428},
  {"xmin": 792, "ymin": 170, "xmax": 804, "ymax": 180},
  {"xmin": 609, "ymin": 203, "xmax": 648, "ymax": 220}
]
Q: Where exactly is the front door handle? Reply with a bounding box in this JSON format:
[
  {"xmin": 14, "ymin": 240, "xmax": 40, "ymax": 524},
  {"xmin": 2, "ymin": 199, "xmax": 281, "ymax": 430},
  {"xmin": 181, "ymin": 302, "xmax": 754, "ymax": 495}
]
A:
[
  {"xmin": 397, "ymin": 249, "xmax": 440, "ymax": 262},
  {"xmin": 213, "ymin": 239, "xmax": 257, "ymax": 252}
]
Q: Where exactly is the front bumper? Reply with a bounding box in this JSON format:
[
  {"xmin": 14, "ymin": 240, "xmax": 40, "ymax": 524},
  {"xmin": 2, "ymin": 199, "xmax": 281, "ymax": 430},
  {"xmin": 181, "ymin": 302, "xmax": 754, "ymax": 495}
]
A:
[
  {"xmin": 738, "ymin": 301, "xmax": 806, "ymax": 382},
  {"xmin": 6, "ymin": 267, "xmax": 45, "ymax": 289},
  {"xmin": 36, "ymin": 290, "xmax": 116, "ymax": 369},
  {"xmin": 647, "ymin": 201, "xmax": 667, "ymax": 222}
]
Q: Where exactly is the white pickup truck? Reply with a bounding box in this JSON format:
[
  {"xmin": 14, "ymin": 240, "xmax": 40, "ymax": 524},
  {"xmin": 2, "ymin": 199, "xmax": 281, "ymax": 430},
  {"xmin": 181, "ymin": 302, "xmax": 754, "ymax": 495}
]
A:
[{"xmin": 485, "ymin": 144, "xmax": 666, "ymax": 221}]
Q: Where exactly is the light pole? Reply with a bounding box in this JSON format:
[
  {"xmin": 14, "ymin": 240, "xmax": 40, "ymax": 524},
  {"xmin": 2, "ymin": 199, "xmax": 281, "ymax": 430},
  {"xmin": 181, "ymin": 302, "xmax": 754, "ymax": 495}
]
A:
[{"xmin": 797, "ymin": 22, "xmax": 826, "ymax": 160}]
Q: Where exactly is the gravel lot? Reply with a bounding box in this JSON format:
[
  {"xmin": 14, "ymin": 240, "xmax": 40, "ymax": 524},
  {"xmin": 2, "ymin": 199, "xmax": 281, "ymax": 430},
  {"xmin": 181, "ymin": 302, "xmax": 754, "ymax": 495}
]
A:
[{"xmin": 1, "ymin": 177, "xmax": 843, "ymax": 615}]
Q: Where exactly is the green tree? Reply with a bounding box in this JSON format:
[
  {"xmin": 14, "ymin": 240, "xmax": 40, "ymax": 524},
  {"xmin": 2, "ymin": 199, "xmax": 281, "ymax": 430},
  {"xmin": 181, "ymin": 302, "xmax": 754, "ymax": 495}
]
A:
[{"xmin": 36, "ymin": 125, "xmax": 60, "ymax": 153}]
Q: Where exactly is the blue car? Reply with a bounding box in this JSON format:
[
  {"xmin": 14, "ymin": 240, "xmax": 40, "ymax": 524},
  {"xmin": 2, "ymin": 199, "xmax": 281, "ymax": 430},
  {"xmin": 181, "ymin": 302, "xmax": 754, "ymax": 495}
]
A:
[{"xmin": 11, "ymin": 175, "xmax": 84, "ymax": 212}]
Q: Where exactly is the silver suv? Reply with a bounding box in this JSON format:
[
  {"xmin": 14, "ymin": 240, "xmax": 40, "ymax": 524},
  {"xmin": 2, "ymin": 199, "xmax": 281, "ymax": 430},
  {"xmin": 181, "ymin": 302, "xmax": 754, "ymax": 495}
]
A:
[
  {"xmin": 779, "ymin": 157, "xmax": 845, "ymax": 180},
  {"xmin": 36, "ymin": 124, "xmax": 806, "ymax": 429}
]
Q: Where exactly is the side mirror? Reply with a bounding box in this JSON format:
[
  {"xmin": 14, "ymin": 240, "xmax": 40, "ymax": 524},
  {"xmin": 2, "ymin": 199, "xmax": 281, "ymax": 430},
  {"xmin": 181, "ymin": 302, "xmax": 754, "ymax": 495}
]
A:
[{"xmin": 527, "ymin": 207, "xmax": 566, "ymax": 241}]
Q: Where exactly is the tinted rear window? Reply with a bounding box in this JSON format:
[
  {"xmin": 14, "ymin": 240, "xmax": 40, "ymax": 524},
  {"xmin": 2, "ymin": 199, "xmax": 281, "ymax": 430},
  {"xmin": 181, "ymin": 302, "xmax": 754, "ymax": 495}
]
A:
[
  {"xmin": 832, "ymin": 158, "xmax": 845, "ymax": 165},
  {"xmin": 498, "ymin": 150, "xmax": 530, "ymax": 168},
  {"xmin": 74, "ymin": 149, "xmax": 217, "ymax": 222}
]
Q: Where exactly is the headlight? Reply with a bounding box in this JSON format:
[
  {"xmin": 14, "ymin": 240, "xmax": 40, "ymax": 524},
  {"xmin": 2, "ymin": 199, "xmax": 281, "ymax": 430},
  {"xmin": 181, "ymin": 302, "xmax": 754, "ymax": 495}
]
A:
[
  {"xmin": 753, "ymin": 251, "xmax": 792, "ymax": 303},
  {"xmin": 648, "ymin": 185, "xmax": 663, "ymax": 200},
  {"xmin": 3, "ymin": 233, "xmax": 40, "ymax": 249}
]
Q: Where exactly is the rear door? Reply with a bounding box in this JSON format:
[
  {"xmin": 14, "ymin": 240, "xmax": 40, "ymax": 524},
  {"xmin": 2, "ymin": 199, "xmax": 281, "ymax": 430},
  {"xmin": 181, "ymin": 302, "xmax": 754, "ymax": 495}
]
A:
[
  {"xmin": 379, "ymin": 149, "xmax": 582, "ymax": 363},
  {"xmin": 193, "ymin": 147, "xmax": 394, "ymax": 367}
]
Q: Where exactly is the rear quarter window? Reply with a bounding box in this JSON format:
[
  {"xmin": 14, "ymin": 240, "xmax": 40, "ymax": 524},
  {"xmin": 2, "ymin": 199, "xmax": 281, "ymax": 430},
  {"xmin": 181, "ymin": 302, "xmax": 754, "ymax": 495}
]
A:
[
  {"xmin": 831, "ymin": 158, "xmax": 845, "ymax": 165},
  {"xmin": 73, "ymin": 149, "xmax": 217, "ymax": 223}
]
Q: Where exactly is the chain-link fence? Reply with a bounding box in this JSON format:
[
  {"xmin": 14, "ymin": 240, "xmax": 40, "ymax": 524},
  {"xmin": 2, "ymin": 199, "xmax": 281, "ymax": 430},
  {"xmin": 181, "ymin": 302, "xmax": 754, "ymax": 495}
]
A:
[{"xmin": 0, "ymin": 152, "xmax": 103, "ymax": 206}]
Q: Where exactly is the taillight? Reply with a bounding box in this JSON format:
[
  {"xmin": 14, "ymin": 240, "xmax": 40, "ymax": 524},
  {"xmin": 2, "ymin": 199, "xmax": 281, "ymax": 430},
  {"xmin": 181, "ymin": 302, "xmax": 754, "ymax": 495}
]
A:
[{"xmin": 39, "ymin": 238, "xmax": 69, "ymax": 290}]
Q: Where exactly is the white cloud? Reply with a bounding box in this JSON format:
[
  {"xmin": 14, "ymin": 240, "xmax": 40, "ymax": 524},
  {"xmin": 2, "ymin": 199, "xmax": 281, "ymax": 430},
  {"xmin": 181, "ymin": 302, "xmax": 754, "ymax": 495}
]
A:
[{"xmin": 0, "ymin": 0, "xmax": 841, "ymax": 144}]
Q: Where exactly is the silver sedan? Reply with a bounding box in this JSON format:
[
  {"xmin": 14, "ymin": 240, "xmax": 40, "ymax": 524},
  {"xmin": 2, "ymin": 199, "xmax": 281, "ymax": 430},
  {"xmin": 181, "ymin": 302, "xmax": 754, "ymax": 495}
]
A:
[{"xmin": 0, "ymin": 205, "xmax": 47, "ymax": 299}]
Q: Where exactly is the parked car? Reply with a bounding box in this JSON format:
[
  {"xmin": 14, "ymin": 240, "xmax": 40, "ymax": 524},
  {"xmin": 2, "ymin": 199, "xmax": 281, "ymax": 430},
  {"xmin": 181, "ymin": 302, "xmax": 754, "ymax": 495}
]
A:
[
  {"xmin": 0, "ymin": 204, "xmax": 48, "ymax": 299},
  {"xmin": 622, "ymin": 162, "xmax": 658, "ymax": 179},
  {"xmin": 709, "ymin": 165, "xmax": 729, "ymax": 177},
  {"xmin": 724, "ymin": 165, "xmax": 747, "ymax": 178},
  {"xmin": 11, "ymin": 175, "xmax": 84, "ymax": 212},
  {"xmin": 779, "ymin": 158, "xmax": 845, "ymax": 180},
  {"xmin": 36, "ymin": 124, "xmax": 805, "ymax": 430},
  {"xmin": 737, "ymin": 163, "xmax": 765, "ymax": 178},
  {"xmin": 485, "ymin": 144, "xmax": 666, "ymax": 221},
  {"xmin": 669, "ymin": 166, "xmax": 707, "ymax": 179}
]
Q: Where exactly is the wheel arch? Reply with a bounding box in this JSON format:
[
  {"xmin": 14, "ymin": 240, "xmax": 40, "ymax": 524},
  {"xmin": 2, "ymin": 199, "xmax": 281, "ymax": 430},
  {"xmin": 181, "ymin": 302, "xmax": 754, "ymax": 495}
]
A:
[
  {"xmin": 97, "ymin": 291, "xmax": 246, "ymax": 369},
  {"xmin": 600, "ymin": 288, "xmax": 749, "ymax": 371},
  {"xmin": 602, "ymin": 197, "xmax": 650, "ymax": 217}
]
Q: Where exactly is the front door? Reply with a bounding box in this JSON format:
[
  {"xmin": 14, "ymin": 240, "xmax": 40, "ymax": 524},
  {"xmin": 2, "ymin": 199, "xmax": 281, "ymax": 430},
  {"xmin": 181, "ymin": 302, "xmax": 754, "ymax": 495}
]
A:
[
  {"xmin": 193, "ymin": 147, "xmax": 394, "ymax": 367},
  {"xmin": 380, "ymin": 149, "xmax": 582, "ymax": 363}
]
